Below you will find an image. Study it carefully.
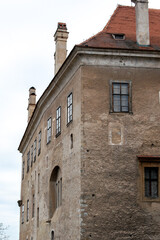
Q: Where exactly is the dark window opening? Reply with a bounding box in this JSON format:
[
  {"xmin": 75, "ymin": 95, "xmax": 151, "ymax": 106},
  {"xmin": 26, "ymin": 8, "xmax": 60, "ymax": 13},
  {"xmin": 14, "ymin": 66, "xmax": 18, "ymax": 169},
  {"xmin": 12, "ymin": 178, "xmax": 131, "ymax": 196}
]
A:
[
  {"xmin": 67, "ymin": 93, "xmax": 72, "ymax": 124},
  {"xmin": 38, "ymin": 131, "xmax": 41, "ymax": 155},
  {"xmin": 70, "ymin": 134, "xmax": 73, "ymax": 149},
  {"xmin": 26, "ymin": 200, "xmax": 29, "ymax": 222},
  {"xmin": 31, "ymin": 145, "xmax": 33, "ymax": 167},
  {"xmin": 51, "ymin": 230, "xmax": 54, "ymax": 240},
  {"xmin": 56, "ymin": 107, "xmax": 61, "ymax": 136},
  {"xmin": 27, "ymin": 151, "xmax": 30, "ymax": 173},
  {"xmin": 145, "ymin": 167, "xmax": 158, "ymax": 198},
  {"xmin": 34, "ymin": 139, "xmax": 37, "ymax": 162},
  {"xmin": 47, "ymin": 118, "xmax": 52, "ymax": 144},
  {"xmin": 112, "ymin": 33, "xmax": 125, "ymax": 40}
]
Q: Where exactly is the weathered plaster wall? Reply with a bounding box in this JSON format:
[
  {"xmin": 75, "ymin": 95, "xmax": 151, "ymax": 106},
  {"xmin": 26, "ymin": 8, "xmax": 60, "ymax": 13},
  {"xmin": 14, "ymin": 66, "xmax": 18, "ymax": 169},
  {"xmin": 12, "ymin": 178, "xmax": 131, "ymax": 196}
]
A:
[{"xmin": 80, "ymin": 64, "xmax": 160, "ymax": 240}]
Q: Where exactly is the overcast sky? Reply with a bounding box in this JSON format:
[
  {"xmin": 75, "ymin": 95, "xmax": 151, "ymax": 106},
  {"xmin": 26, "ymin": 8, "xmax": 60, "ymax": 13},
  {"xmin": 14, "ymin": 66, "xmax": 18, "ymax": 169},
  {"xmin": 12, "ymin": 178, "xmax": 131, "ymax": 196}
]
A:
[{"xmin": 0, "ymin": 0, "xmax": 160, "ymax": 239}]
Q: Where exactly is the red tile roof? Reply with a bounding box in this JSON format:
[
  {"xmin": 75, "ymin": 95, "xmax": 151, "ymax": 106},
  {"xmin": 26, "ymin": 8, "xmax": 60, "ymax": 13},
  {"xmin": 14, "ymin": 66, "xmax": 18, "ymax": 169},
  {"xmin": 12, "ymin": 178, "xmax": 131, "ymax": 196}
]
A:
[{"xmin": 79, "ymin": 5, "xmax": 160, "ymax": 51}]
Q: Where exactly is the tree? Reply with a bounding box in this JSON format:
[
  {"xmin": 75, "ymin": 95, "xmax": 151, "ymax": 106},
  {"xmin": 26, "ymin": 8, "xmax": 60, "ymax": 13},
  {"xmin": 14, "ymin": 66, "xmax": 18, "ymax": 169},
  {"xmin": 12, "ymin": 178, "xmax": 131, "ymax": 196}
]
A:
[{"xmin": 0, "ymin": 223, "xmax": 9, "ymax": 240}]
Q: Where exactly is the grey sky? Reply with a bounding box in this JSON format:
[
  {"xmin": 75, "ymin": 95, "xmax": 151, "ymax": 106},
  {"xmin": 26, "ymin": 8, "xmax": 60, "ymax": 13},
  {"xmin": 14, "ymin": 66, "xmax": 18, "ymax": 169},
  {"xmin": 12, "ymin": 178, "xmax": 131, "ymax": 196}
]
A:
[{"xmin": 0, "ymin": 0, "xmax": 160, "ymax": 239}]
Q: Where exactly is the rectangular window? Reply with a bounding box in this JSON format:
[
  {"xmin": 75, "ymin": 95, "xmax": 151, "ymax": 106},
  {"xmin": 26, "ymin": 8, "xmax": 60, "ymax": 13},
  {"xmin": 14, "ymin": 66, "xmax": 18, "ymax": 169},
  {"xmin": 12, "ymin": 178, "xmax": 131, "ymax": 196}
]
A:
[
  {"xmin": 22, "ymin": 205, "xmax": 24, "ymax": 224},
  {"xmin": 27, "ymin": 151, "xmax": 30, "ymax": 173},
  {"xmin": 56, "ymin": 106, "xmax": 61, "ymax": 136},
  {"xmin": 38, "ymin": 131, "xmax": 41, "ymax": 155},
  {"xmin": 47, "ymin": 118, "xmax": 52, "ymax": 144},
  {"xmin": 110, "ymin": 81, "xmax": 132, "ymax": 113},
  {"xmin": 31, "ymin": 145, "xmax": 33, "ymax": 167},
  {"xmin": 22, "ymin": 161, "xmax": 25, "ymax": 180},
  {"xmin": 67, "ymin": 93, "xmax": 73, "ymax": 124},
  {"xmin": 34, "ymin": 139, "xmax": 37, "ymax": 162},
  {"xmin": 145, "ymin": 167, "xmax": 158, "ymax": 198},
  {"xmin": 32, "ymin": 194, "xmax": 35, "ymax": 218},
  {"xmin": 38, "ymin": 173, "xmax": 40, "ymax": 194},
  {"xmin": 37, "ymin": 207, "xmax": 39, "ymax": 228},
  {"xmin": 27, "ymin": 200, "xmax": 29, "ymax": 222}
]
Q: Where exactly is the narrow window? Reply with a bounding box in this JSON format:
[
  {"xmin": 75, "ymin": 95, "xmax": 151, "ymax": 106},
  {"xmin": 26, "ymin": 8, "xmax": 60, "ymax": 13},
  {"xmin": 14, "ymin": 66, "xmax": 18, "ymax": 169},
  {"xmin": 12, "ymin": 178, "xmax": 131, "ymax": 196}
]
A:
[
  {"xmin": 27, "ymin": 151, "xmax": 30, "ymax": 173},
  {"xmin": 47, "ymin": 118, "xmax": 52, "ymax": 144},
  {"xmin": 26, "ymin": 200, "xmax": 29, "ymax": 222},
  {"xmin": 32, "ymin": 194, "xmax": 35, "ymax": 218},
  {"xmin": 38, "ymin": 131, "xmax": 41, "ymax": 155},
  {"xmin": 70, "ymin": 134, "xmax": 73, "ymax": 149},
  {"xmin": 31, "ymin": 145, "xmax": 33, "ymax": 167},
  {"xmin": 56, "ymin": 107, "xmax": 61, "ymax": 136},
  {"xmin": 38, "ymin": 173, "xmax": 40, "ymax": 194},
  {"xmin": 67, "ymin": 93, "xmax": 73, "ymax": 124},
  {"xmin": 34, "ymin": 139, "xmax": 37, "ymax": 162},
  {"xmin": 37, "ymin": 207, "xmax": 39, "ymax": 228},
  {"xmin": 51, "ymin": 230, "xmax": 54, "ymax": 240},
  {"xmin": 22, "ymin": 205, "xmax": 24, "ymax": 224},
  {"xmin": 145, "ymin": 167, "xmax": 158, "ymax": 198},
  {"xmin": 22, "ymin": 161, "xmax": 25, "ymax": 180}
]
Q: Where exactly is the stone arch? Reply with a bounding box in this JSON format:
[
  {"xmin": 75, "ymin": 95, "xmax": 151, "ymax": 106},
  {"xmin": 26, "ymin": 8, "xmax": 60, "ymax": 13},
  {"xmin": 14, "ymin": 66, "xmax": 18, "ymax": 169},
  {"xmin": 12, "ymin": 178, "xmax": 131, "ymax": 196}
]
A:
[{"xmin": 49, "ymin": 166, "xmax": 62, "ymax": 218}]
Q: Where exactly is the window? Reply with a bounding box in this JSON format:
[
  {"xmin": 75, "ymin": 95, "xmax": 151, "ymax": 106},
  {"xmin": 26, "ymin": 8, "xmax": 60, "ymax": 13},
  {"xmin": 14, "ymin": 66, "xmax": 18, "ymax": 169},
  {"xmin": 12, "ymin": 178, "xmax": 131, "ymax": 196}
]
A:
[
  {"xmin": 145, "ymin": 167, "xmax": 158, "ymax": 198},
  {"xmin": 70, "ymin": 134, "xmax": 73, "ymax": 149},
  {"xmin": 22, "ymin": 205, "xmax": 24, "ymax": 224},
  {"xmin": 67, "ymin": 93, "xmax": 73, "ymax": 124},
  {"xmin": 47, "ymin": 118, "xmax": 52, "ymax": 144},
  {"xmin": 56, "ymin": 107, "xmax": 61, "ymax": 136},
  {"xmin": 31, "ymin": 145, "xmax": 33, "ymax": 167},
  {"xmin": 34, "ymin": 139, "xmax": 37, "ymax": 162},
  {"xmin": 37, "ymin": 207, "xmax": 39, "ymax": 228},
  {"xmin": 27, "ymin": 151, "xmax": 30, "ymax": 173},
  {"xmin": 51, "ymin": 230, "xmax": 54, "ymax": 240},
  {"xmin": 38, "ymin": 131, "xmax": 41, "ymax": 155},
  {"xmin": 38, "ymin": 173, "xmax": 40, "ymax": 194},
  {"xmin": 49, "ymin": 166, "xmax": 62, "ymax": 218},
  {"xmin": 22, "ymin": 161, "xmax": 25, "ymax": 180},
  {"xmin": 27, "ymin": 200, "xmax": 29, "ymax": 222},
  {"xmin": 138, "ymin": 156, "xmax": 160, "ymax": 201},
  {"xmin": 110, "ymin": 81, "xmax": 132, "ymax": 113},
  {"xmin": 32, "ymin": 194, "xmax": 35, "ymax": 218}
]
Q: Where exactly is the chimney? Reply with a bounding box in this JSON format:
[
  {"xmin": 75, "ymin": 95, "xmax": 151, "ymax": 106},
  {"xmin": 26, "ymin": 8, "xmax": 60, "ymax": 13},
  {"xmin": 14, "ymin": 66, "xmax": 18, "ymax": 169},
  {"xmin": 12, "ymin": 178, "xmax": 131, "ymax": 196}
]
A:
[
  {"xmin": 131, "ymin": 0, "xmax": 150, "ymax": 46},
  {"xmin": 27, "ymin": 87, "xmax": 36, "ymax": 123},
  {"xmin": 54, "ymin": 22, "xmax": 69, "ymax": 74}
]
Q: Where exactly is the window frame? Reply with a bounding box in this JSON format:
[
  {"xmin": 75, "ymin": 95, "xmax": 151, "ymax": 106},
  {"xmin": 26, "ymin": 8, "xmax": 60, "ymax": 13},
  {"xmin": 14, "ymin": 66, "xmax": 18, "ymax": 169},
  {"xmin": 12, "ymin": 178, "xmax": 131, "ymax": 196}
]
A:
[
  {"xmin": 56, "ymin": 106, "xmax": 61, "ymax": 137},
  {"xmin": 27, "ymin": 151, "xmax": 30, "ymax": 173},
  {"xmin": 26, "ymin": 199, "xmax": 29, "ymax": 222},
  {"xmin": 47, "ymin": 117, "xmax": 52, "ymax": 144},
  {"xmin": 34, "ymin": 139, "xmax": 37, "ymax": 162},
  {"xmin": 138, "ymin": 156, "xmax": 160, "ymax": 202},
  {"xmin": 22, "ymin": 204, "xmax": 24, "ymax": 224},
  {"xmin": 109, "ymin": 80, "xmax": 132, "ymax": 114},
  {"xmin": 22, "ymin": 160, "xmax": 25, "ymax": 180},
  {"xmin": 38, "ymin": 131, "xmax": 41, "ymax": 156},
  {"xmin": 31, "ymin": 145, "xmax": 33, "ymax": 167},
  {"xmin": 67, "ymin": 93, "xmax": 73, "ymax": 125}
]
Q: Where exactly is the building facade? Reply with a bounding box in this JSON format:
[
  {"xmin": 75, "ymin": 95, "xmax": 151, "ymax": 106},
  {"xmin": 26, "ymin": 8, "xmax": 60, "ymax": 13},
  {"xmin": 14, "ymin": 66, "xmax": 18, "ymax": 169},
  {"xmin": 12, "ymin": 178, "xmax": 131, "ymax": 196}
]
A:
[{"xmin": 18, "ymin": 1, "xmax": 160, "ymax": 240}]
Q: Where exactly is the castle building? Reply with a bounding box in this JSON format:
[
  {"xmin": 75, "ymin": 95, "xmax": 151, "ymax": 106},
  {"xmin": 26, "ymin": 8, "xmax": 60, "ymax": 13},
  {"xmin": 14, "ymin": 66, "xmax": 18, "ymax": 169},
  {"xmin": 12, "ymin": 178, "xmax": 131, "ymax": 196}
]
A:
[{"xmin": 18, "ymin": 1, "xmax": 160, "ymax": 239}]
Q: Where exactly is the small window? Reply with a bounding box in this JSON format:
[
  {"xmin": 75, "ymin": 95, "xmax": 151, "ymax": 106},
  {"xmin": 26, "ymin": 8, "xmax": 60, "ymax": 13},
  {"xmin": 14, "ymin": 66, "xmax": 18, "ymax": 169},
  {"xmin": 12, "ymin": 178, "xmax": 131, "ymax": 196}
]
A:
[
  {"xmin": 31, "ymin": 145, "xmax": 33, "ymax": 167},
  {"xmin": 112, "ymin": 33, "xmax": 125, "ymax": 40},
  {"xmin": 27, "ymin": 151, "xmax": 30, "ymax": 173},
  {"xmin": 22, "ymin": 161, "xmax": 25, "ymax": 180},
  {"xmin": 32, "ymin": 194, "xmax": 35, "ymax": 218},
  {"xmin": 110, "ymin": 81, "xmax": 132, "ymax": 113},
  {"xmin": 67, "ymin": 93, "xmax": 73, "ymax": 124},
  {"xmin": 38, "ymin": 131, "xmax": 41, "ymax": 155},
  {"xmin": 47, "ymin": 118, "xmax": 52, "ymax": 144},
  {"xmin": 70, "ymin": 134, "xmax": 73, "ymax": 149},
  {"xmin": 51, "ymin": 230, "xmax": 54, "ymax": 240},
  {"xmin": 26, "ymin": 200, "xmax": 29, "ymax": 222},
  {"xmin": 145, "ymin": 167, "xmax": 158, "ymax": 198},
  {"xmin": 37, "ymin": 207, "xmax": 39, "ymax": 228},
  {"xmin": 38, "ymin": 173, "xmax": 40, "ymax": 194},
  {"xmin": 56, "ymin": 107, "xmax": 61, "ymax": 136},
  {"xmin": 22, "ymin": 205, "xmax": 24, "ymax": 224},
  {"xmin": 34, "ymin": 139, "xmax": 37, "ymax": 162}
]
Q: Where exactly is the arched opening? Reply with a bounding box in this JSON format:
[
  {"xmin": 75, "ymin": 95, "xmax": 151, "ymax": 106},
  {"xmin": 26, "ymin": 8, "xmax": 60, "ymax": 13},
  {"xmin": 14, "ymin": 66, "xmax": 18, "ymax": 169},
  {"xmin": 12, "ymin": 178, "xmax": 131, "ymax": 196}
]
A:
[
  {"xmin": 51, "ymin": 230, "xmax": 54, "ymax": 240},
  {"xmin": 49, "ymin": 166, "xmax": 62, "ymax": 218}
]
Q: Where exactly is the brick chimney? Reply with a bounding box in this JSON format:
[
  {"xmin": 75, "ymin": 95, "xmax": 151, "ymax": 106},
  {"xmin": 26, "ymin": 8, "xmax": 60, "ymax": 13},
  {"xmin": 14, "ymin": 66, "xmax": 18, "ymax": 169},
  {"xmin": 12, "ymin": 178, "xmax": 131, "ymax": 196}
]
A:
[
  {"xmin": 27, "ymin": 87, "xmax": 36, "ymax": 123},
  {"xmin": 54, "ymin": 23, "xmax": 69, "ymax": 74},
  {"xmin": 131, "ymin": 0, "xmax": 150, "ymax": 46}
]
